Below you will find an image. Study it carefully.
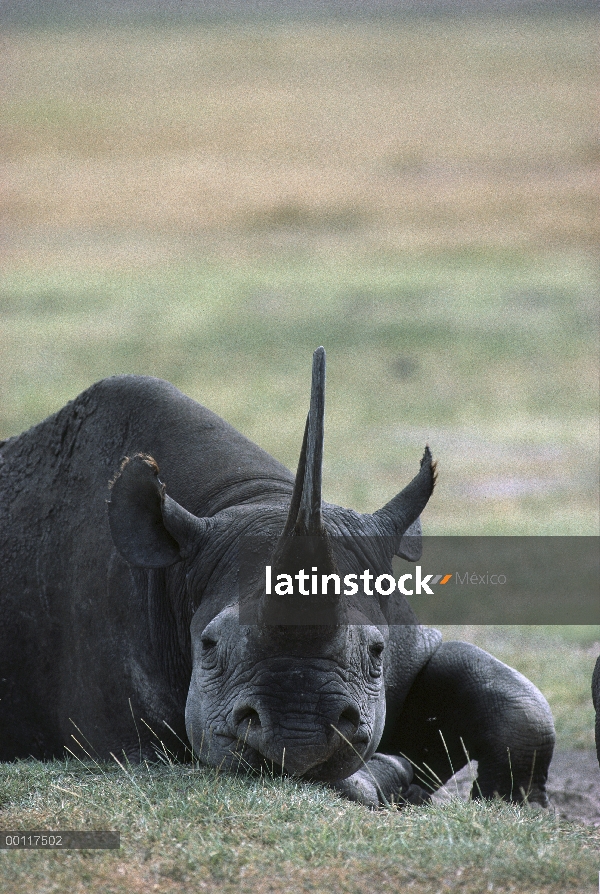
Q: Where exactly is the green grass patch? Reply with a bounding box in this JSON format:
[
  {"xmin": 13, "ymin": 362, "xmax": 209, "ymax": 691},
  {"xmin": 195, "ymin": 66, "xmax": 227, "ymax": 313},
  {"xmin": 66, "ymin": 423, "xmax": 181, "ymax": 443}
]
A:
[{"xmin": 0, "ymin": 760, "xmax": 597, "ymax": 894}]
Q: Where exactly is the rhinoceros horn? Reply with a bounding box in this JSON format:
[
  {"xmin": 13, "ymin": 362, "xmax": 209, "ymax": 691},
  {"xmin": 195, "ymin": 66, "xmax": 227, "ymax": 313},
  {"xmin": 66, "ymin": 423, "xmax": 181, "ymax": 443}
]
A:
[
  {"xmin": 261, "ymin": 347, "xmax": 340, "ymax": 626},
  {"xmin": 283, "ymin": 345, "xmax": 327, "ymax": 539}
]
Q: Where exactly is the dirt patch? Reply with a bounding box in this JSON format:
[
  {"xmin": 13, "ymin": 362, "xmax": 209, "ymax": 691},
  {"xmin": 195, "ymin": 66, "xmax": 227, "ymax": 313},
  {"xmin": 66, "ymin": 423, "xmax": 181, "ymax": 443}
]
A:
[{"xmin": 433, "ymin": 750, "xmax": 600, "ymax": 826}]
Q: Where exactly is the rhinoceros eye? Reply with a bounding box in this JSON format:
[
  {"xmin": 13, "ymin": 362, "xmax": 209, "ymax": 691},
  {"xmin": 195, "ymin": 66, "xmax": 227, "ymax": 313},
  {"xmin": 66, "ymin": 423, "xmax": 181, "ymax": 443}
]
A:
[
  {"xmin": 369, "ymin": 641, "xmax": 384, "ymax": 660},
  {"xmin": 368, "ymin": 639, "xmax": 385, "ymax": 677},
  {"xmin": 201, "ymin": 634, "xmax": 217, "ymax": 653},
  {"xmin": 199, "ymin": 634, "xmax": 219, "ymax": 669}
]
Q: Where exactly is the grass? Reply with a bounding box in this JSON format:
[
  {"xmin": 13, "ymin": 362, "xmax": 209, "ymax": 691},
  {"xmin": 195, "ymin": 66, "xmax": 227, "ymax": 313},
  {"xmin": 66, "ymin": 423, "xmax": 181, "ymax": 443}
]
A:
[{"xmin": 0, "ymin": 757, "xmax": 598, "ymax": 894}]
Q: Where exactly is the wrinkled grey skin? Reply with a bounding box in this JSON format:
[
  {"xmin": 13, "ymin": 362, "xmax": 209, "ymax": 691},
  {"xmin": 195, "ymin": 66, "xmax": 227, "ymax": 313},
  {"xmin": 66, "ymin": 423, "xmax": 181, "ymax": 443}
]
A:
[{"xmin": 0, "ymin": 361, "xmax": 555, "ymax": 807}]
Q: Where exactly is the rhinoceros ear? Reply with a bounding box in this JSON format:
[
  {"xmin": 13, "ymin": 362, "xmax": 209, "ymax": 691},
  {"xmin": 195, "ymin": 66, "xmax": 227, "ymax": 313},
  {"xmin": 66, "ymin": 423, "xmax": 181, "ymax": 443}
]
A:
[
  {"xmin": 373, "ymin": 446, "xmax": 436, "ymax": 561},
  {"xmin": 108, "ymin": 454, "xmax": 209, "ymax": 568},
  {"xmin": 396, "ymin": 517, "xmax": 423, "ymax": 562}
]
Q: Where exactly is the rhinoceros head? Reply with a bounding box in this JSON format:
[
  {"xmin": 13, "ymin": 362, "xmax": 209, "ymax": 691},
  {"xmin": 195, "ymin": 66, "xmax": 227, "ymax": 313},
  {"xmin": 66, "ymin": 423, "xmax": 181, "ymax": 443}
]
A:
[{"xmin": 108, "ymin": 348, "xmax": 435, "ymax": 781}]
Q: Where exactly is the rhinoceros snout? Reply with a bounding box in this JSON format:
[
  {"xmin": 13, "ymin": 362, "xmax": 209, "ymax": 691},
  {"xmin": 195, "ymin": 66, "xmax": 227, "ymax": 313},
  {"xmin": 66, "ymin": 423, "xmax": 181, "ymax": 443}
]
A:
[{"xmin": 230, "ymin": 697, "xmax": 363, "ymax": 776}]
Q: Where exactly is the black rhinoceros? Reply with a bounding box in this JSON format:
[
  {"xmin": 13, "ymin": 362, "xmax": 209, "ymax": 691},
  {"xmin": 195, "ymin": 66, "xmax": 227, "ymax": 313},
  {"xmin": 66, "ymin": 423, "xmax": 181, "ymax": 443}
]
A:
[{"xmin": 0, "ymin": 348, "xmax": 554, "ymax": 806}]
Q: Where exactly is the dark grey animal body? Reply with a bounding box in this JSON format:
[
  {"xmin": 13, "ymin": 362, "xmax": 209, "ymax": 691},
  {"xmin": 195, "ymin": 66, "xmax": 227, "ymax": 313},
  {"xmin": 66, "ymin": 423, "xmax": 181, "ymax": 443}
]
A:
[{"xmin": 0, "ymin": 352, "xmax": 555, "ymax": 806}]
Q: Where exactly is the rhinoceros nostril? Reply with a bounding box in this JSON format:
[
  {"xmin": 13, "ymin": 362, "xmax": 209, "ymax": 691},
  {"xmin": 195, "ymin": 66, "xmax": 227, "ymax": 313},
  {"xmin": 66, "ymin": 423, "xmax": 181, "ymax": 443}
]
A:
[
  {"xmin": 336, "ymin": 704, "xmax": 361, "ymax": 737},
  {"xmin": 233, "ymin": 704, "xmax": 262, "ymax": 734}
]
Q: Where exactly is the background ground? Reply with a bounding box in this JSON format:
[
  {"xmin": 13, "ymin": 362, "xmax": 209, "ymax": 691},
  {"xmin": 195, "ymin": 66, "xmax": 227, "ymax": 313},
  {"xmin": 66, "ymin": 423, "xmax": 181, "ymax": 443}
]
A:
[
  {"xmin": 1, "ymin": 15, "xmax": 598, "ymax": 534},
  {"xmin": 0, "ymin": 10, "xmax": 598, "ymax": 892}
]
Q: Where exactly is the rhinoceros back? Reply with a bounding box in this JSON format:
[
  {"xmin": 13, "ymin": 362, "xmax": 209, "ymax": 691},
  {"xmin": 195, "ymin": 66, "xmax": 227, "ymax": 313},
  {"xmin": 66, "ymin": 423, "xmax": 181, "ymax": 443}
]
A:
[{"xmin": 0, "ymin": 375, "xmax": 294, "ymax": 758}]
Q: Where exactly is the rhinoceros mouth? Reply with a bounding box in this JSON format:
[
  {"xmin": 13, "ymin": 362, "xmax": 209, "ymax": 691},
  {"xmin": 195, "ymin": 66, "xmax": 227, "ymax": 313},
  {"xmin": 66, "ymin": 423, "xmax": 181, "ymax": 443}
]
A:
[
  {"xmin": 194, "ymin": 727, "xmax": 368, "ymax": 781},
  {"xmin": 228, "ymin": 735, "xmax": 369, "ymax": 782},
  {"xmin": 300, "ymin": 747, "xmax": 369, "ymax": 782},
  {"xmin": 194, "ymin": 731, "xmax": 270, "ymax": 774},
  {"xmin": 194, "ymin": 722, "xmax": 370, "ymax": 780}
]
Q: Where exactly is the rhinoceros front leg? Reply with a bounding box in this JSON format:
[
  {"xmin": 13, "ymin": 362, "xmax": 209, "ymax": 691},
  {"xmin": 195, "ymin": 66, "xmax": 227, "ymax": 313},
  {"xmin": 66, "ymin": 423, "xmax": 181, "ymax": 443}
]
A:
[
  {"xmin": 329, "ymin": 753, "xmax": 430, "ymax": 808},
  {"xmin": 380, "ymin": 641, "xmax": 555, "ymax": 806}
]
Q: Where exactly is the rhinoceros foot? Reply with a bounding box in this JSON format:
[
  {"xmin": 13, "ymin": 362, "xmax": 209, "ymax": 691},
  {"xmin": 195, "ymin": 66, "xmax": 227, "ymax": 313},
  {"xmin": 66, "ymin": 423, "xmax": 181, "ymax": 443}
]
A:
[{"xmin": 329, "ymin": 753, "xmax": 430, "ymax": 808}]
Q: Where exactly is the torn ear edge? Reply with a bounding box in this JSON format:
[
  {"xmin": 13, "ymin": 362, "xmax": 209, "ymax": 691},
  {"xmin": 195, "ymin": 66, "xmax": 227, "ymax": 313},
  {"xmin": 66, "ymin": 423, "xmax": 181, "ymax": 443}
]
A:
[
  {"xmin": 422, "ymin": 445, "xmax": 438, "ymax": 491},
  {"xmin": 372, "ymin": 445, "xmax": 437, "ymax": 562},
  {"xmin": 107, "ymin": 453, "xmax": 206, "ymax": 568}
]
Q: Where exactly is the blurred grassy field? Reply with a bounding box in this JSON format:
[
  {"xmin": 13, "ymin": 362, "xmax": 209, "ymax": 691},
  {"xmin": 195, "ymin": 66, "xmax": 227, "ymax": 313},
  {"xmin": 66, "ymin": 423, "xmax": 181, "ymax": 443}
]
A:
[{"xmin": 1, "ymin": 15, "xmax": 598, "ymax": 535}]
